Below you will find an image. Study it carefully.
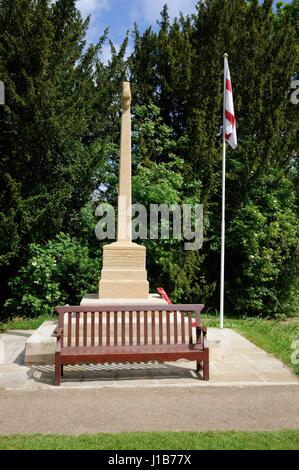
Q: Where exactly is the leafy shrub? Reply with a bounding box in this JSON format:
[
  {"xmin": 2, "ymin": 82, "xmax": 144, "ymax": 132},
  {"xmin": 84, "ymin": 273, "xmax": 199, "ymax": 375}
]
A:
[
  {"xmin": 5, "ymin": 233, "xmax": 100, "ymax": 317},
  {"xmin": 227, "ymin": 171, "xmax": 299, "ymax": 316}
]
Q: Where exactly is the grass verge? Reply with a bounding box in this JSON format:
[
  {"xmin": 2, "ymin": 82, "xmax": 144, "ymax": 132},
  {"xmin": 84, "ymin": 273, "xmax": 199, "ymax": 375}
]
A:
[
  {"xmin": 0, "ymin": 430, "xmax": 299, "ymax": 450},
  {"xmin": 0, "ymin": 314, "xmax": 54, "ymax": 332}
]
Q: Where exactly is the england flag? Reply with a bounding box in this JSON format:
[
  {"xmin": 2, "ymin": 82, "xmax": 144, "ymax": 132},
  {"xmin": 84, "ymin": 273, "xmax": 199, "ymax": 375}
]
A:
[{"xmin": 224, "ymin": 56, "xmax": 237, "ymax": 149}]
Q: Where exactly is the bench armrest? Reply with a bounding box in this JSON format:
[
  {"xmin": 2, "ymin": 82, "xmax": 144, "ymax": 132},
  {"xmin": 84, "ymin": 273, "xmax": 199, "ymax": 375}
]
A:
[
  {"xmin": 54, "ymin": 327, "xmax": 63, "ymax": 338},
  {"xmin": 56, "ymin": 337, "xmax": 62, "ymax": 353},
  {"xmin": 54, "ymin": 328, "xmax": 63, "ymax": 353},
  {"xmin": 196, "ymin": 325, "xmax": 208, "ymax": 349}
]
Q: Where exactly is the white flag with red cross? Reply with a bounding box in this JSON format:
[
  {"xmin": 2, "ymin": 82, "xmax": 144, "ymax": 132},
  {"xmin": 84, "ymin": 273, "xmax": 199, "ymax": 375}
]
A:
[{"xmin": 224, "ymin": 56, "xmax": 237, "ymax": 149}]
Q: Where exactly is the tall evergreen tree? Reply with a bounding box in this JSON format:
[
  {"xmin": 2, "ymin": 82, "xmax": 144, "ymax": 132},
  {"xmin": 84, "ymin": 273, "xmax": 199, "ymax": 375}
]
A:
[
  {"xmin": 129, "ymin": 0, "xmax": 299, "ymax": 315},
  {"xmin": 0, "ymin": 0, "xmax": 126, "ymax": 312}
]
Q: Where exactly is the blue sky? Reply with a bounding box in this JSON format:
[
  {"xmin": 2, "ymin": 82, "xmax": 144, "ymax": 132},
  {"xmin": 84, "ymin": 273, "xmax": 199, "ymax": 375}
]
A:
[
  {"xmin": 76, "ymin": 0, "xmax": 291, "ymax": 63},
  {"xmin": 76, "ymin": 0, "xmax": 199, "ymax": 61}
]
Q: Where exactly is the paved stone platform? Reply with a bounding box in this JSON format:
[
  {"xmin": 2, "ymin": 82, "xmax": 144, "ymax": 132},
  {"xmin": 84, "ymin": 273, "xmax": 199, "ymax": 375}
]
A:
[{"xmin": 0, "ymin": 328, "xmax": 297, "ymax": 389}]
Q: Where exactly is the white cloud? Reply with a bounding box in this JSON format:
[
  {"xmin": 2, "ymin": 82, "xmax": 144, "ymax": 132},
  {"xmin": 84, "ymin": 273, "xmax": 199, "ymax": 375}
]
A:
[
  {"xmin": 77, "ymin": 0, "xmax": 110, "ymax": 17},
  {"xmin": 131, "ymin": 0, "xmax": 196, "ymax": 23},
  {"xmin": 101, "ymin": 43, "xmax": 113, "ymax": 65}
]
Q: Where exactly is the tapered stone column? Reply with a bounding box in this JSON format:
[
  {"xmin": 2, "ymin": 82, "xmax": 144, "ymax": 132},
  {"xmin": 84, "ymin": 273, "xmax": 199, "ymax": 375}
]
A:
[
  {"xmin": 99, "ymin": 82, "xmax": 149, "ymax": 299},
  {"xmin": 117, "ymin": 81, "xmax": 132, "ymax": 243}
]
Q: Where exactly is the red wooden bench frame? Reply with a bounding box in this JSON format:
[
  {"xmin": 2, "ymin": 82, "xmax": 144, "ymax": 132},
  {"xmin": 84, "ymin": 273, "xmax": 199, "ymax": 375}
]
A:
[{"xmin": 54, "ymin": 304, "xmax": 209, "ymax": 386}]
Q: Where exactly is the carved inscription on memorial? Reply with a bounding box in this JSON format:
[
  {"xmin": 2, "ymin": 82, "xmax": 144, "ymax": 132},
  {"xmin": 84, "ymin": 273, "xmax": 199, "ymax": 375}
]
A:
[{"xmin": 103, "ymin": 249, "xmax": 145, "ymax": 269}]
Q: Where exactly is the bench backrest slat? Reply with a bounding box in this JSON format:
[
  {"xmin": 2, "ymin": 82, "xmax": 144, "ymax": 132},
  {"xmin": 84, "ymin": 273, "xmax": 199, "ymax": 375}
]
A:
[
  {"xmin": 174, "ymin": 311, "xmax": 178, "ymax": 344},
  {"xmin": 99, "ymin": 312, "xmax": 103, "ymax": 346},
  {"xmin": 67, "ymin": 312, "xmax": 72, "ymax": 347},
  {"xmin": 106, "ymin": 311, "xmax": 110, "ymax": 346},
  {"xmin": 91, "ymin": 312, "xmax": 95, "ymax": 347},
  {"xmin": 151, "ymin": 311, "xmax": 156, "ymax": 345},
  {"xmin": 136, "ymin": 312, "xmax": 141, "ymax": 346},
  {"xmin": 166, "ymin": 311, "xmax": 171, "ymax": 344},
  {"xmin": 59, "ymin": 309, "xmax": 64, "ymax": 348},
  {"xmin": 188, "ymin": 312, "xmax": 192, "ymax": 345},
  {"xmin": 114, "ymin": 311, "xmax": 118, "ymax": 346},
  {"xmin": 121, "ymin": 311, "xmax": 126, "ymax": 346},
  {"xmin": 129, "ymin": 312, "xmax": 133, "ymax": 346},
  {"xmin": 144, "ymin": 311, "xmax": 148, "ymax": 346},
  {"xmin": 159, "ymin": 311, "xmax": 163, "ymax": 344},
  {"xmin": 181, "ymin": 311, "xmax": 185, "ymax": 343},
  {"xmin": 56, "ymin": 305, "xmax": 204, "ymax": 349},
  {"xmin": 75, "ymin": 312, "xmax": 80, "ymax": 347},
  {"xmin": 83, "ymin": 313, "xmax": 88, "ymax": 347}
]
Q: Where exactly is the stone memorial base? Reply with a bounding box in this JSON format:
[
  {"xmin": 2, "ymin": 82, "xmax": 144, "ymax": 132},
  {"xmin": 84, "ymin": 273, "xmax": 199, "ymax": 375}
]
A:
[
  {"xmin": 99, "ymin": 242, "xmax": 149, "ymax": 299},
  {"xmin": 81, "ymin": 293, "xmax": 166, "ymax": 307},
  {"xmin": 24, "ymin": 321, "xmax": 57, "ymax": 365}
]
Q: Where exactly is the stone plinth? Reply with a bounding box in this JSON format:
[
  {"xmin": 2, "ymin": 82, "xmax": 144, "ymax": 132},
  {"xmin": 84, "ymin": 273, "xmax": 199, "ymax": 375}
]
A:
[
  {"xmin": 99, "ymin": 242, "xmax": 149, "ymax": 299},
  {"xmin": 81, "ymin": 293, "xmax": 166, "ymax": 306},
  {"xmin": 24, "ymin": 321, "xmax": 57, "ymax": 365}
]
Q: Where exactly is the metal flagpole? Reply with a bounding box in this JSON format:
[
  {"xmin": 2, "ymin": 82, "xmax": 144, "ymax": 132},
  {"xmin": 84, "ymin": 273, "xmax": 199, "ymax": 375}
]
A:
[{"xmin": 220, "ymin": 54, "xmax": 228, "ymax": 329}]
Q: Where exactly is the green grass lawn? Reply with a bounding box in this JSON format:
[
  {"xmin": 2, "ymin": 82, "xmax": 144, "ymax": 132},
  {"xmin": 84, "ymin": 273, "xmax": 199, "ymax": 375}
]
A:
[
  {"xmin": 0, "ymin": 314, "xmax": 55, "ymax": 332},
  {"xmin": 0, "ymin": 430, "xmax": 298, "ymax": 450}
]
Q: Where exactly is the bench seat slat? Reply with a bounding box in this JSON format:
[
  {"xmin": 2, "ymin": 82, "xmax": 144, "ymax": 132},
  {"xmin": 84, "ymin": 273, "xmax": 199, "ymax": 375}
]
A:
[
  {"xmin": 59, "ymin": 344, "xmax": 204, "ymax": 365},
  {"xmin": 61, "ymin": 344, "xmax": 203, "ymax": 355}
]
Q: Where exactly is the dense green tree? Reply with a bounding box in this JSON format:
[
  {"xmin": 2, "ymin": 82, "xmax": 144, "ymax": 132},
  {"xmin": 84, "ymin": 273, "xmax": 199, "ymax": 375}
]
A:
[
  {"xmin": 1, "ymin": 0, "xmax": 298, "ymax": 318},
  {"xmin": 0, "ymin": 0, "xmax": 127, "ymax": 314},
  {"xmin": 129, "ymin": 0, "xmax": 299, "ymax": 315}
]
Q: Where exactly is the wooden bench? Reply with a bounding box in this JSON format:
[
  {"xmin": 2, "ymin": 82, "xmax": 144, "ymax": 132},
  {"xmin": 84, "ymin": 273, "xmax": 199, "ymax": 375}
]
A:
[{"xmin": 54, "ymin": 304, "xmax": 209, "ymax": 385}]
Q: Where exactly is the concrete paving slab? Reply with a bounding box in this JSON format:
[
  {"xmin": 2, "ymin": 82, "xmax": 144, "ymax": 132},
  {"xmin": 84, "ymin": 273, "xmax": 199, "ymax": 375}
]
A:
[{"xmin": 0, "ymin": 328, "xmax": 298, "ymax": 390}]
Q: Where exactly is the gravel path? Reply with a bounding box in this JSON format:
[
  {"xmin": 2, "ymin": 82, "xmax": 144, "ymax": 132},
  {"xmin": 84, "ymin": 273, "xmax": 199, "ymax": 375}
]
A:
[{"xmin": 0, "ymin": 385, "xmax": 298, "ymax": 435}]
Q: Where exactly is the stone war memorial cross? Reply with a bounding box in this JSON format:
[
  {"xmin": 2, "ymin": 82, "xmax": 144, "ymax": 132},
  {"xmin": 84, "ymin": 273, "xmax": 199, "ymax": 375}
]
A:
[{"xmin": 99, "ymin": 82, "xmax": 150, "ymax": 300}]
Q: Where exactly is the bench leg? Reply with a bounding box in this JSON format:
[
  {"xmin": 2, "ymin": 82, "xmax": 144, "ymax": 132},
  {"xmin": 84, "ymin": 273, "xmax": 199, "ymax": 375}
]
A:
[
  {"xmin": 203, "ymin": 349, "xmax": 209, "ymax": 381},
  {"xmin": 61, "ymin": 365, "xmax": 64, "ymax": 377},
  {"xmin": 55, "ymin": 357, "xmax": 61, "ymax": 386}
]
